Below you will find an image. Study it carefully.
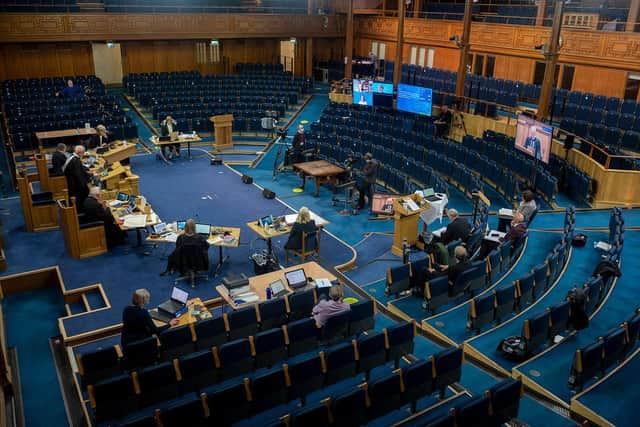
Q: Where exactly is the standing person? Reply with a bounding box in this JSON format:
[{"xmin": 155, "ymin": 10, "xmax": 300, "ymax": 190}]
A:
[
  {"xmin": 121, "ymin": 289, "xmax": 178, "ymax": 348},
  {"xmin": 89, "ymin": 124, "xmax": 112, "ymax": 149},
  {"xmin": 50, "ymin": 143, "xmax": 68, "ymax": 176},
  {"xmin": 524, "ymin": 126, "xmax": 542, "ymax": 161},
  {"xmin": 434, "ymin": 104, "xmax": 453, "ymax": 138},
  {"xmin": 55, "ymin": 79, "xmax": 84, "ymax": 99},
  {"xmin": 160, "ymin": 115, "xmax": 180, "ymax": 159},
  {"xmin": 285, "ymin": 206, "xmax": 317, "ymax": 251},
  {"xmin": 357, "ymin": 152, "xmax": 378, "ymax": 211},
  {"xmin": 312, "ymin": 285, "xmax": 351, "ymax": 327},
  {"xmin": 63, "ymin": 145, "xmax": 92, "ymax": 211},
  {"xmin": 82, "ymin": 187, "xmax": 126, "ymax": 248},
  {"xmin": 291, "ymin": 124, "xmax": 306, "ymax": 164},
  {"xmin": 498, "ymin": 190, "xmax": 537, "ymax": 232}
]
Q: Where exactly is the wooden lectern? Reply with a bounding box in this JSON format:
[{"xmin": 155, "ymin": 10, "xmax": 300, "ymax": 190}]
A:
[
  {"xmin": 210, "ymin": 114, "xmax": 233, "ymax": 150},
  {"xmin": 391, "ymin": 194, "xmax": 430, "ymax": 257}
]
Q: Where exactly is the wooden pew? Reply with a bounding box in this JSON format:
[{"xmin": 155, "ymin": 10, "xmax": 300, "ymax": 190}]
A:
[
  {"xmin": 58, "ymin": 198, "xmax": 108, "ymax": 259},
  {"xmin": 34, "ymin": 150, "xmax": 67, "ymax": 200},
  {"xmin": 16, "ymin": 174, "xmax": 59, "ymax": 232}
]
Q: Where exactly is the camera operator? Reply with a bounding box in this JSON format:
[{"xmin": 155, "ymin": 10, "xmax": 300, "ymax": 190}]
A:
[{"xmin": 291, "ymin": 124, "xmax": 306, "ymax": 164}]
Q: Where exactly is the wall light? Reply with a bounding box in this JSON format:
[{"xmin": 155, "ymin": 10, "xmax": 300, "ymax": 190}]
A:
[
  {"xmin": 289, "ymin": 38, "xmax": 297, "ymax": 44},
  {"xmin": 106, "ymin": 41, "xmax": 115, "ymax": 48},
  {"xmin": 210, "ymin": 39, "xmax": 219, "ymax": 46}
]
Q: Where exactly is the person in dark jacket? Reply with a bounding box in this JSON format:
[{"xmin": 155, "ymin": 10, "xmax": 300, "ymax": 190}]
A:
[
  {"xmin": 426, "ymin": 246, "xmax": 472, "ymax": 286},
  {"xmin": 291, "ymin": 124, "xmax": 306, "ymax": 163},
  {"xmin": 50, "ymin": 143, "xmax": 68, "ymax": 176},
  {"xmin": 439, "ymin": 209, "xmax": 471, "ymax": 244},
  {"xmin": 285, "ymin": 207, "xmax": 317, "ymax": 250},
  {"xmin": 89, "ymin": 124, "xmax": 113, "ymax": 149},
  {"xmin": 161, "ymin": 219, "xmax": 208, "ymax": 275},
  {"xmin": 357, "ymin": 152, "xmax": 378, "ymax": 210},
  {"xmin": 160, "ymin": 115, "xmax": 180, "ymax": 159},
  {"xmin": 56, "ymin": 79, "xmax": 84, "ymax": 99},
  {"xmin": 500, "ymin": 212, "xmax": 528, "ymax": 244},
  {"xmin": 121, "ymin": 288, "xmax": 178, "ymax": 348},
  {"xmin": 82, "ymin": 187, "xmax": 126, "ymax": 248},
  {"xmin": 63, "ymin": 145, "xmax": 93, "ymax": 211}
]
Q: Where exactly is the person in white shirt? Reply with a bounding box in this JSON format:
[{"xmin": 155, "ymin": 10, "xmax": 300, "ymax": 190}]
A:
[{"xmin": 160, "ymin": 115, "xmax": 180, "ymax": 159}]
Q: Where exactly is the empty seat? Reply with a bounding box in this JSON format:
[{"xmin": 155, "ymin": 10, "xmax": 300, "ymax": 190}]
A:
[
  {"xmin": 331, "ymin": 387, "xmax": 368, "ymax": 427},
  {"xmin": 157, "ymin": 394, "xmax": 207, "ymax": 427},
  {"xmin": 451, "ymin": 395, "xmax": 491, "ymax": 426},
  {"xmin": 494, "ymin": 283, "xmax": 516, "ymax": 322},
  {"xmin": 431, "ymin": 347, "xmax": 463, "ymax": 396},
  {"xmin": 285, "ymin": 317, "xmax": 318, "ymax": 357},
  {"xmin": 356, "ymin": 332, "xmax": 387, "ymax": 379},
  {"xmin": 159, "ymin": 324, "xmax": 195, "ymax": 361},
  {"xmin": 402, "ymin": 358, "xmax": 434, "ymax": 413},
  {"xmin": 425, "ymin": 275, "xmax": 449, "ymax": 313},
  {"xmin": 624, "ymin": 313, "xmax": 640, "ymax": 351},
  {"xmin": 516, "ymin": 272, "xmax": 535, "ymax": 308},
  {"xmin": 323, "ymin": 341, "xmax": 357, "ymax": 385},
  {"xmin": 532, "ymin": 263, "xmax": 548, "ymax": 295},
  {"xmin": 486, "ymin": 378, "xmax": 523, "ymax": 425},
  {"xmin": 348, "ymin": 300, "xmax": 375, "ymax": 336},
  {"xmin": 468, "ymin": 293, "xmax": 495, "ymax": 333},
  {"xmin": 225, "ymin": 306, "xmax": 259, "ymax": 340},
  {"xmin": 548, "ymin": 300, "xmax": 571, "ymax": 339},
  {"xmin": 203, "ymin": 381, "xmax": 250, "ymax": 426},
  {"xmin": 194, "ymin": 315, "xmax": 227, "ymax": 350},
  {"xmin": 287, "ymin": 288, "xmax": 316, "ymax": 321},
  {"xmin": 289, "ymin": 401, "xmax": 331, "ymax": 427},
  {"xmin": 385, "ymin": 321, "xmax": 415, "ymax": 366},
  {"xmin": 285, "ymin": 354, "xmax": 325, "ymax": 405},
  {"xmin": 76, "ymin": 346, "xmax": 122, "ymax": 388},
  {"xmin": 123, "ymin": 337, "xmax": 159, "ymax": 370},
  {"xmin": 216, "ymin": 338, "xmax": 253, "ymax": 381},
  {"xmin": 568, "ymin": 341, "xmax": 604, "ymax": 391},
  {"xmin": 367, "ymin": 372, "xmax": 403, "ymax": 419},
  {"xmin": 88, "ymin": 374, "xmax": 138, "ymax": 424},
  {"xmin": 522, "ymin": 311, "xmax": 550, "ymax": 355},
  {"xmin": 602, "ymin": 327, "xmax": 626, "ymax": 371},
  {"xmin": 322, "ymin": 309, "xmax": 351, "ymax": 343},
  {"xmin": 178, "ymin": 349, "xmax": 218, "ymax": 392},
  {"xmin": 258, "ymin": 298, "xmax": 288, "ymax": 331},
  {"xmin": 251, "ymin": 327, "xmax": 287, "ymax": 369},
  {"xmin": 135, "ymin": 361, "xmax": 180, "ymax": 408},
  {"xmin": 386, "ymin": 263, "xmax": 412, "ymax": 296},
  {"xmin": 250, "ymin": 369, "xmax": 288, "ymax": 414}
]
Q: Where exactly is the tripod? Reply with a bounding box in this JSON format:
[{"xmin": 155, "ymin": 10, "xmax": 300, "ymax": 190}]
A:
[{"xmin": 272, "ymin": 132, "xmax": 292, "ymax": 180}]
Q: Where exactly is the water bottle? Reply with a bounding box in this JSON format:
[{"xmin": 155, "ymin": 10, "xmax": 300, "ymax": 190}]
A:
[{"xmin": 266, "ymin": 287, "xmax": 272, "ymax": 300}]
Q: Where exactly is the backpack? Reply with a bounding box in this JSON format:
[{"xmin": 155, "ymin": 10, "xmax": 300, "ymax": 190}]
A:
[
  {"xmin": 571, "ymin": 234, "xmax": 588, "ymax": 247},
  {"xmin": 498, "ymin": 336, "xmax": 528, "ymax": 361}
]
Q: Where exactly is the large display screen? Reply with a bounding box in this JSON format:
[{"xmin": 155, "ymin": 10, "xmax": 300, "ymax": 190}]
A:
[
  {"xmin": 396, "ymin": 83, "xmax": 433, "ymax": 116},
  {"xmin": 352, "ymin": 79, "xmax": 394, "ymax": 108},
  {"xmin": 514, "ymin": 115, "xmax": 553, "ymax": 164}
]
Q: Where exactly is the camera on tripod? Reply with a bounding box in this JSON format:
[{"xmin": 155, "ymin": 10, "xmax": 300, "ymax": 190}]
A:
[{"xmin": 277, "ymin": 127, "xmax": 287, "ymax": 139}]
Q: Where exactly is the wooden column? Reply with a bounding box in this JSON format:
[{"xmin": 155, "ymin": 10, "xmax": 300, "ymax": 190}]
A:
[
  {"xmin": 535, "ymin": 0, "xmax": 547, "ymax": 26},
  {"xmin": 627, "ymin": 0, "xmax": 640, "ymax": 32},
  {"xmin": 345, "ymin": 0, "xmax": 354, "ymax": 79},
  {"xmin": 393, "ymin": 0, "xmax": 405, "ymax": 87},
  {"xmin": 538, "ymin": 0, "xmax": 564, "ymax": 120},
  {"xmin": 306, "ymin": 38, "xmax": 313, "ymax": 77},
  {"xmin": 455, "ymin": 0, "xmax": 473, "ymax": 99},
  {"xmin": 414, "ymin": 0, "xmax": 422, "ymax": 18}
]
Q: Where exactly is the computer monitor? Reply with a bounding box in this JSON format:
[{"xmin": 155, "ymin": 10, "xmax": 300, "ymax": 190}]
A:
[
  {"xmin": 269, "ymin": 279, "xmax": 286, "ymax": 297},
  {"xmin": 152, "ymin": 223, "xmax": 168, "ymax": 234},
  {"xmin": 116, "ymin": 192, "xmax": 129, "ymax": 202},
  {"xmin": 285, "ymin": 268, "xmax": 307, "ymax": 289},
  {"xmin": 423, "ymin": 188, "xmax": 435, "ymax": 197},
  {"xmin": 176, "ymin": 220, "xmax": 186, "ymax": 231},
  {"xmin": 171, "ymin": 286, "xmax": 189, "ymax": 304},
  {"xmin": 371, "ymin": 193, "xmax": 401, "ymax": 215},
  {"xmin": 259, "ymin": 215, "xmax": 273, "ymax": 228},
  {"xmin": 128, "ymin": 195, "xmax": 137, "ymax": 210},
  {"xmin": 195, "ymin": 223, "xmax": 211, "ymax": 236}
]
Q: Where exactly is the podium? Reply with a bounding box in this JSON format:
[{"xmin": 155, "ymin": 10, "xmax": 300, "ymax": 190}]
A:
[
  {"xmin": 391, "ymin": 194, "xmax": 430, "ymax": 256},
  {"xmin": 210, "ymin": 114, "xmax": 233, "ymax": 150}
]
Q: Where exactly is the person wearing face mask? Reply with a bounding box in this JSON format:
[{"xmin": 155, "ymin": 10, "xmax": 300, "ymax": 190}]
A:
[{"xmin": 357, "ymin": 152, "xmax": 378, "ymax": 211}]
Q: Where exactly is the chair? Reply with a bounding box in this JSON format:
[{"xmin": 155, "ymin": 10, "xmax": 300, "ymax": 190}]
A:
[
  {"xmin": 386, "ymin": 263, "xmax": 412, "ymax": 297},
  {"xmin": 88, "ymin": 374, "xmax": 138, "ymax": 424},
  {"xmin": 76, "ymin": 346, "xmax": 122, "ymax": 388},
  {"xmin": 34, "ymin": 149, "xmax": 67, "ymax": 200},
  {"xmin": 178, "ymin": 349, "xmax": 218, "ymax": 392},
  {"xmin": 159, "ymin": 324, "xmax": 195, "ymax": 361},
  {"xmin": 289, "ymin": 401, "xmax": 331, "ymax": 427},
  {"xmin": 215, "ymin": 338, "xmax": 253, "ymax": 381},
  {"xmin": 486, "ymin": 249, "xmax": 502, "ymax": 283},
  {"xmin": 173, "ymin": 242, "xmax": 209, "ymax": 287},
  {"xmin": 568, "ymin": 341, "xmax": 604, "ymax": 391},
  {"xmin": 258, "ymin": 298, "xmax": 288, "ymax": 331},
  {"xmin": 451, "ymin": 395, "xmax": 491, "ymax": 426},
  {"xmin": 468, "ymin": 293, "xmax": 495, "ymax": 333},
  {"xmin": 202, "ymin": 381, "xmax": 250, "ymax": 426},
  {"xmin": 157, "ymin": 394, "xmax": 207, "ymax": 427},
  {"xmin": 348, "ymin": 300, "xmax": 375, "ymax": 336},
  {"xmin": 115, "ymin": 412, "xmax": 158, "ymax": 427},
  {"xmin": 516, "ymin": 272, "xmax": 535, "ymax": 308},
  {"xmin": 57, "ymin": 198, "xmax": 107, "ymax": 259},
  {"xmin": 367, "ymin": 372, "xmax": 403, "ymax": 420},
  {"xmin": 134, "ymin": 361, "xmax": 180, "ymax": 408},
  {"xmin": 123, "ymin": 337, "xmax": 159, "ymax": 370},
  {"xmin": 225, "ymin": 305, "xmax": 259, "ymax": 340},
  {"xmin": 385, "ymin": 321, "xmax": 415, "ymax": 367},
  {"xmin": 449, "ymin": 265, "xmax": 477, "ymax": 297},
  {"xmin": 330, "ymin": 388, "xmax": 369, "ymax": 427},
  {"xmin": 486, "ymin": 378, "xmax": 523, "ymax": 426},
  {"xmin": 425, "ymin": 275, "xmax": 449, "ymax": 313},
  {"xmin": 285, "ymin": 317, "xmax": 318, "ymax": 357},
  {"xmin": 521, "ymin": 311, "xmax": 550, "ymax": 356},
  {"xmin": 548, "ymin": 300, "xmax": 571, "ymax": 339},
  {"xmin": 286, "ymin": 288, "xmax": 317, "ymax": 321},
  {"xmin": 250, "ymin": 369, "xmax": 289, "ymax": 414},
  {"xmin": 494, "ymin": 283, "xmax": 516, "ymax": 322},
  {"xmin": 532, "ymin": 263, "xmax": 549, "ymax": 295},
  {"xmin": 194, "ymin": 315, "xmax": 227, "ymax": 350},
  {"xmin": 322, "ymin": 310, "xmax": 351, "ymax": 344},
  {"xmin": 356, "ymin": 332, "xmax": 387, "ymax": 379},
  {"xmin": 402, "ymin": 359, "xmax": 434, "ymax": 413},
  {"xmin": 17, "ymin": 175, "xmax": 59, "ymax": 232},
  {"xmin": 251, "ymin": 327, "xmax": 287, "ymax": 369},
  {"xmin": 322, "ymin": 341, "xmax": 357, "ymax": 386},
  {"xmin": 624, "ymin": 313, "xmax": 640, "ymax": 351},
  {"xmin": 285, "ymin": 354, "xmax": 325, "ymax": 406},
  {"xmin": 602, "ymin": 327, "xmax": 626, "ymax": 371},
  {"xmin": 431, "ymin": 347, "xmax": 463, "ymax": 397},
  {"xmin": 285, "ymin": 230, "xmax": 320, "ymax": 265},
  {"xmin": 499, "ymin": 242, "xmax": 512, "ymax": 272}
]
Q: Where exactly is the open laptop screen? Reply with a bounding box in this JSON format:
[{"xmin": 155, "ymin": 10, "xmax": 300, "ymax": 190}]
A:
[
  {"xmin": 176, "ymin": 220, "xmax": 186, "ymax": 231},
  {"xmin": 285, "ymin": 268, "xmax": 307, "ymax": 287},
  {"xmin": 171, "ymin": 286, "xmax": 189, "ymax": 304},
  {"xmin": 195, "ymin": 223, "xmax": 210, "ymax": 235},
  {"xmin": 153, "ymin": 223, "xmax": 167, "ymax": 234}
]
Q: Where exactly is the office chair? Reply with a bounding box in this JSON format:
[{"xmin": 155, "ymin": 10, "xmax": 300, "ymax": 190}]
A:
[
  {"xmin": 174, "ymin": 242, "xmax": 209, "ymax": 287},
  {"xmin": 285, "ymin": 230, "xmax": 320, "ymax": 265}
]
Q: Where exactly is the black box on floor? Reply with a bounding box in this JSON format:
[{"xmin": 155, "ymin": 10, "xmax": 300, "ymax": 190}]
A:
[{"xmin": 251, "ymin": 252, "xmax": 277, "ymax": 275}]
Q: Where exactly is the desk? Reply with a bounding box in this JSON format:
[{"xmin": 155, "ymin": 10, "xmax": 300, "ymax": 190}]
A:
[
  {"xmin": 484, "ymin": 230, "xmax": 506, "ymax": 244},
  {"xmin": 89, "ymin": 159, "xmax": 140, "ymax": 195},
  {"xmin": 109, "ymin": 200, "xmax": 161, "ymax": 247},
  {"xmin": 151, "ymin": 297, "xmax": 212, "ymax": 327},
  {"xmin": 293, "ymin": 160, "xmax": 345, "ymax": 197},
  {"xmin": 215, "ymin": 261, "xmax": 336, "ymax": 310},
  {"xmin": 35, "ymin": 127, "xmax": 96, "ymax": 147},
  {"xmin": 419, "ymin": 193, "xmax": 449, "ymax": 226},
  {"xmin": 92, "ymin": 141, "xmax": 136, "ymax": 165},
  {"xmin": 150, "ymin": 134, "xmax": 202, "ymax": 162}
]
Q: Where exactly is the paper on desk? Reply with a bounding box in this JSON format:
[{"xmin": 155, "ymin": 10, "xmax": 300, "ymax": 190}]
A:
[
  {"xmin": 499, "ymin": 208, "xmax": 514, "ymax": 217},
  {"xmin": 108, "ymin": 200, "xmax": 121, "ymax": 207},
  {"xmin": 164, "ymin": 233, "xmax": 178, "ymax": 243},
  {"xmin": 123, "ymin": 215, "xmax": 147, "ymax": 228}
]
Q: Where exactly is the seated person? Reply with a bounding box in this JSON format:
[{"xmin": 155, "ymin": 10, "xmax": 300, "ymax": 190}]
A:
[
  {"xmin": 427, "ymin": 246, "xmax": 472, "ymax": 288},
  {"xmin": 161, "ymin": 219, "xmax": 208, "ymax": 276},
  {"xmin": 284, "ymin": 207, "xmax": 316, "ymax": 251},
  {"xmin": 478, "ymin": 212, "xmax": 528, "ymax": 259},
  {"xmin": 82, "ymin": 186, "xmax": 126, "ymax": 248},
  {"xmin": 56, "ymin": 79, "xmax": 84, "ymax": 99},
  {"xmin": 439, "ymin": 209, "xmax": 471, "ymax": 244},
  {"xmin": 50, "ymin": 143, "xmax": 68, "ymax": 176},
  {"xmin": 312, "ymin": 285, "xmax": 350, "ymax": 327},
  {"xmin": 434, "ymin": 104, "xmax": 453, "ymax": 138},
  {"xmin": 160, "ymin": 115, "xmax": 180, "ymax": 159},
  {"xmin": 121, "ymin": 288, "xmax": 178, "ymax": 348},
  {"xmin": 498, "ymin": 190, "xmax": 537, "ymax": 232},
  {"xmin": 89, "ymin": 124, "xmax": 113, "ymax": 149}
]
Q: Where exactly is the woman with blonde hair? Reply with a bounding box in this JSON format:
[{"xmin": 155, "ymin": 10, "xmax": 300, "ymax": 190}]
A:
[
  {"xmin": 285, "ymin": 207, "xmax": 317, "ymax": 250},
  {"xmin": 121, "ymin": 288, "xmax": 178, "ymax": 347},
  {"xmin": 161, "ymin": 219, "xmax": 208, "ymax": 276}
]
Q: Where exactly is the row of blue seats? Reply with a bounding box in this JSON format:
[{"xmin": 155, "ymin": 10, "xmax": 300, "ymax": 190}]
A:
[
  {"xmin": 151, "ymin": 106, "xmax": 285, "ymax": 123},
  {"xmin": 128, "ymin": 82, "xmax": 307, "ymax": 93},
  {"xmin": 11, "ymin": 122, "xmax": 139, "ymax": 151},
  {"xmin": 547, "ymin": 155, "xmax": 593, "ymax": 204},
  {"xmin": 380, "ymin": 163, "xmax": 450, "ymax": 197},
  {"xmin": 124, "ymin": 71, "xmax": 305, "ymax": 84},
  {"xmin": 87, "ymin": 321, "xmax": 416, "ymax": 425},
  {"xmin": 569, "ymin": 308, "xmax": 640, "ymax": 392},
  {"xmin": 236, "ymin": 62, "xmax": 285, "ymax": 73}
]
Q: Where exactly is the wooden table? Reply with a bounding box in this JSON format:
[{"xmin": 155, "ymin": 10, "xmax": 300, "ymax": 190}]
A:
[
  {"xmin": 151, "ymin": 297, "xmax": 212, "ymax": 327},
  {"xmin": 215, "ymin": 261, "xmax": 336, "ymax": 310},
  {"xmin": 293, "ymin": 160, "xmax": 345, "ymax": 197},
  {"xmin": 35, "ymin": 128, "xmax": 95, "ymax": 147},
  {"xmin": 89, "ymin": 160, "xmax": 139, "ymax": 195},
  {"xmin": 109, "ymin": 199, "xmax": 161, "ymax": 246},
  {"xmin": 150, "ymin": 134, "xmax": 202, "ymax": 162},
  {"xmin": 91, "ymin": 141, "xmax": 136, "ymax": 165}
]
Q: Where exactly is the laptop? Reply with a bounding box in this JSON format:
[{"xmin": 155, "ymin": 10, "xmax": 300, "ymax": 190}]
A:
[
  {"xmin": 159, "ymin": 135, "xmax": 171, "ymax": 142},
  {"xmin": 158, "ymin": 286, "xmax": 189, "ymax": 317},
  {"xmin": 149, "ymin": 309, "xmax": 173, "ymax": 324},
  {"xmin": 259, "ymin": 215, "xmax": 273, "ymax": 228},
  {"xmin": 285, "ymin": 268, "xmax": 308, "ymax": 290},
  {"xmin": 195, "ymin": 223, "xmax": 211, "ymax": 236},
  {"xmin": 269, "ymin": 279, "xmax": 287, "ymax": 298},
  {"xmin": 116, "ymin": 192, "xmax": 129, "ymax": 202},
  {"xmin": 176, "ymin": 220, "xmax": 186, "ymax": 231},
  {"xmin": 423, "ymin": 188, "xmax": 441, "ymax": 202},
  {"xmin": 152, "ymin": 222, "xmax": 171, "ymax": 236}
]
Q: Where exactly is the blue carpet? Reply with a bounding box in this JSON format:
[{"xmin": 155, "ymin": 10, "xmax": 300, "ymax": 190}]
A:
[
  {"xmin": 466, "ymin": 230, "xmax": 608, "ymax": 371},
  {"xmin": 3, "ymin": 288, "xmax": 67, "ymax": 426},
  {"xmin": 519, "ymin": 396, "xmax": 580, "ymax": 426}
]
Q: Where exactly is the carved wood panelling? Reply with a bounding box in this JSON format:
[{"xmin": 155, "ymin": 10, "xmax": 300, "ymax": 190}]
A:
[{"xmin": 0, "ymin": 14, "xmax": 345, "ymax": 42}]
